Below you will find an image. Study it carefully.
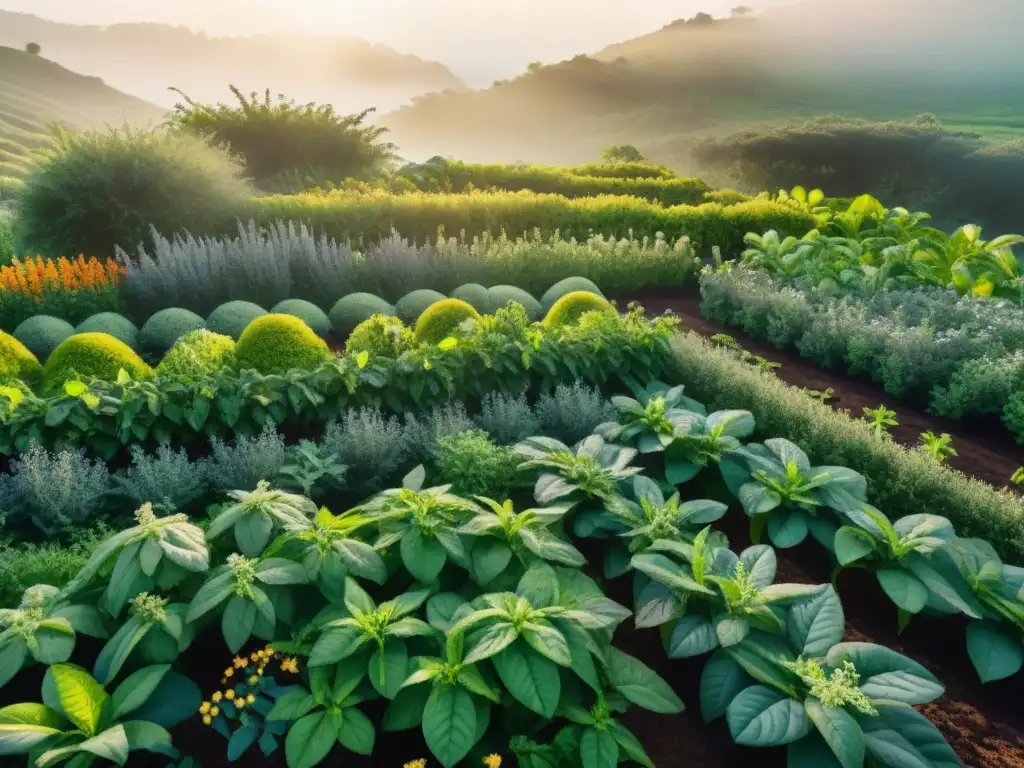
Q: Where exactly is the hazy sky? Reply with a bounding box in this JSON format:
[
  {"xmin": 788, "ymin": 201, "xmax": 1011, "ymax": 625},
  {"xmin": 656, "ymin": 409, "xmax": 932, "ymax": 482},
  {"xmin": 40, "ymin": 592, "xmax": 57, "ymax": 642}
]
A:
[{"xmin": 0, "ymin": 0, "xmax": 792, "ymax": 83}]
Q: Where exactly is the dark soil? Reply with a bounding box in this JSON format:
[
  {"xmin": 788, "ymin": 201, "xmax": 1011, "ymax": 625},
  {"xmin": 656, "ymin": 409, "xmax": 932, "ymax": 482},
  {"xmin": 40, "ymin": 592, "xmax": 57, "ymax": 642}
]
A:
[{"xmin": 617, "ymin": 286, "xmax": 1024, "ymax": 492}]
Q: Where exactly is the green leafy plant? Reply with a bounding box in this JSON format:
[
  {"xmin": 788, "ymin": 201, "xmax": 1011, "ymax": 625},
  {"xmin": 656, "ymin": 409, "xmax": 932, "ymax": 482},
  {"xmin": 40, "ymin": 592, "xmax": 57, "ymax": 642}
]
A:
[
  {"xmin": 862, "ymin": 405, "xmax": 898, "ymax": 440},
  {"xmin": 276, "ymin": 440, "xmax": 349, "ymax": 499},
  {"xmin": 719, "ymin": 439, "xmax": 868, "ymax": 549},
  {"xmin": 93, "ymin": 592, "xmax": 196, "ymax": 685},
  {"xmin": 662, "ymin": 408, "xmax": 755, "ymax": 485},
  {"xmin": 596, "ymin": 381, "xmax": 704, "ymax": 454},
  {"xmin": 206, "ymin": 481, "xmax": 318, "ymax": 557},
  {"xmin": 514, "ymin": 435, "xmax": 641, "ymax": 504},
  {"xmin": 918, "ymin": 431, "xmax": 957, "ymax": 463}
]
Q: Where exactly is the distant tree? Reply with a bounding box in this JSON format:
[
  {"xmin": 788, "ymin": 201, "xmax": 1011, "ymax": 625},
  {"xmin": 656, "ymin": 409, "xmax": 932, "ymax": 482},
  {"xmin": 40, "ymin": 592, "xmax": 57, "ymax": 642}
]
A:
[
  {"xmin": 601, "ymin": 145, "xmax": 647, "ymax": 163},
  {"xmin": 731, "ymin": 6, "xmax": 754, "ymax": 16},
  {"xmin": 25, "ymin": 42, "xmax": 41, "ymax": 55},
  {"xmin": 526, "ymin": 61, "xmax": 543, "ymax": 74},
  {"xmin": 689, "ymin": 12, "xmax": 715, "ymax": 25}
]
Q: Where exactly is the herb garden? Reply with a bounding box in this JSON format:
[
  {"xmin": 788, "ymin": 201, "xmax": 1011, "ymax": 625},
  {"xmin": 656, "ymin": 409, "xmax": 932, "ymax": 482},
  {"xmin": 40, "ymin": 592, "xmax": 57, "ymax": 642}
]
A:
[{"xmin": 2, "ymin": 162, "xmax": 1024, "ymax": 768}]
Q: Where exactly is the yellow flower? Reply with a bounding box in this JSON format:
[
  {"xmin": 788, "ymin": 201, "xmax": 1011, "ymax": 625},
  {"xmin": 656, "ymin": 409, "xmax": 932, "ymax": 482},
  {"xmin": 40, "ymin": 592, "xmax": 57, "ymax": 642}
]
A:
[
  {"xmin": 250, "ymin": 651, "xmax": 261, "ymax": 662},
  {"xmin": 483, "ymin": 755, "xmax": 502, "ymax": 768},
  {"xmin": 225, "ymin": 690, "xmax": 236, "ymax": 701},
  {"xmin": 246, "ymin": 694, "xmax": 255, "ymax": 704},
  {"xmin": 202, "ymin": 715, "xmax": 212, "ymax": 726},
  {"xmin": 249, "ymin": 675, "xmax": 260, "ymax": 685},
  {"xmin": 233, "ymin": 656, "xmax": 249, "ymax": 669},
  {"xmin": 211, "ymin": 691, "xmax": 223, "ymax": 703},
  {"xmin": 224, "ymin": 668, "xmax": 234, "ymax": 678},
  {"xmin": 280, "ymin": 657, "xmax": 299, "ymax": 674},
  {"xmin": 199, "ymin": 702, "xmax": 211, "ymax": 714},
  {"xmin": 404, "ymin": 761, "xmax": 427, "ymax": 768},
  {"xmin": 210, "ymin": 706, "xmax": 220, "ymax": 717},
  {"xmin": 257, "ymin": 666, "xmax": 266, "ymax": 675},
  {"xmin": 235, "ymin": 698, "xmax": 246, "ymax": 710}
]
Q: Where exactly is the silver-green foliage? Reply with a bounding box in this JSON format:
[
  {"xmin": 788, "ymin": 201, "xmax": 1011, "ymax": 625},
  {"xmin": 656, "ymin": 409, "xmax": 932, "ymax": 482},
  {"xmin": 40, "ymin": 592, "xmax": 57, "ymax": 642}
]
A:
[
  {"xmin": 535, "ymin": 381, "xmax": 616, "ymax": 446},
  {"xmin": 114, "ymin": 445, "xmax": 211, "ymax": 511},
  {"xmin": 7, "ymin": 445, "xmax": 110, "ymax": 535},
  {"xmin": 208, "ymin": 424, "xmax": 288, "ymax": 492}
]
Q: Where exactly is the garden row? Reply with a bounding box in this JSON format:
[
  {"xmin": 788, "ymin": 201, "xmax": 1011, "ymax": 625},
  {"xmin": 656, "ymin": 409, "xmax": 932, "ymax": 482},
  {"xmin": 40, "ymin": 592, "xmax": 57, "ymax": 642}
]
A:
[
  {"xmin": 0, "ymin": 225, "xmax": 704, "ymax": 333},
  {"xmin": 0, "ymin": 370, "xmax": 1006, "ymax": 768},
  {"xmin": 700, "ymin": 267, "xmax": 1024, "ymax": 442}
]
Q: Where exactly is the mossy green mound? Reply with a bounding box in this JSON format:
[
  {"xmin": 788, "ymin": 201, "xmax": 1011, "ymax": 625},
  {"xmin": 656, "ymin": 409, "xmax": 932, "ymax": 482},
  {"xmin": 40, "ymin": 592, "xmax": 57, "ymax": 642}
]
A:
[
  {"xmin": 235, "ymin": 314, "xmax": 330, "ymax": 374},
  {"xmin": 413, "ymin": 299, "xmax": 481, "ymax": 344},
  {"xmin": 42, "ymin": 332, "xmax": 154, "ymax": 392}
]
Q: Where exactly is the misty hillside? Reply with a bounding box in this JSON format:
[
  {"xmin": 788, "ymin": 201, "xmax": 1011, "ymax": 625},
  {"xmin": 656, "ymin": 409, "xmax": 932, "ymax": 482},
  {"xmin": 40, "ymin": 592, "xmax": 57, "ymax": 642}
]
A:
[
  {"xmin": 0, "ymin": 45, "xmax": 165, "ymax": 178},
  {"xmin": 0, "ymin": 11, "xmax": 466, "ymax": 115},
  {"xmin": 381, "ymin": 0, "xmax": 1024, "ymax": 166}
]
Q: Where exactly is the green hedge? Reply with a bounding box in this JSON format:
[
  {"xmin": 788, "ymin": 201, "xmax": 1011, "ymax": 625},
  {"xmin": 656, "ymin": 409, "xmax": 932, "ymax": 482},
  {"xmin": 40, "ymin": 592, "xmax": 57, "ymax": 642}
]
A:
[
  {"xmin": 244, "ymin": 190, "xmax": 816, "ymax": 255},
  {"xmin": 667, "ymin": 332, "xmax": 1024, "ymax": 564}
]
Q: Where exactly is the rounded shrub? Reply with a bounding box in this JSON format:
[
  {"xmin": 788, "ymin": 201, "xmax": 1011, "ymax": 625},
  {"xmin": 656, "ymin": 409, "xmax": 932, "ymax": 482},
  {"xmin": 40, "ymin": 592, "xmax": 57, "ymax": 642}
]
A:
[
  {"xmin": 451, "ymin": 283, "xmax": 496, "ymax": 315},
  {"xmin": 76, "ymin": 313, "xmax": 140, "ymax": 349},
  {"xmin": 394, "ymin": 289, "xmax": 447, "ymax": 326},
  {"xmin": 0, "ymin": 330, "xmax": 42, "ymax": 386},
  {"xmin": 16, "ymin": 126, "xmax": 252, "ymax": 258},
  {"xmin": 139, "ymin": 308, "xmax": 206, "ymax": 358},
  {"xmin": 543, "ymin": 291, "xmax": 617, "ymax": 327},
  {"xmin": 205, "ymin": 301, "xmax": 268, "ymax": 340},
  {"xmin": 346, "ymin": 315, "xmax": 414, "ymax": 359},
  {"xmin": 235, "ymin": 314, "xmax": 330, "ymax": 374},
  {"xmin": 271, "ymin": 299, "xmax": 331, "ymax": 337},
  {"xmin": 413, "ymin": 299, "xmax": 481, "ymax": 344},
  {"xmin": 156, "ymin": 329, "xmax": 236, "ymax": 378},
  {"xmin": 487, "ymin": 285, "xmax": 542, "ymax": 321},
  {"xmin": 540, "ymin": 277, "xmax": 605, "ymax": 313},
  {"xmin": 329, "ymin": 293, "xmax": 394, "ymax": 338},
  {"xmin": 42, "ymin": 333, "xmax": 153, "ymax": 392},
  {"xmin": 13, "ymin": 316, "xmax": 76, "ymax": 362}
]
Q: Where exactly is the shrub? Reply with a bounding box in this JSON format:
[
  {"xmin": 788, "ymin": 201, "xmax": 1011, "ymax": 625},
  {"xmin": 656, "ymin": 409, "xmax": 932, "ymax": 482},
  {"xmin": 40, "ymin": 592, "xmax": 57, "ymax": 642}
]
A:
[
  {"xmin": 322, "ymin": 408, "xmax": 410, "ymax": 490},
  {"xmin": 488, "ymin": 285, "xmax": 542, "ymax": 320},
  {"xmin": 271, "ymin": 299, "xmax": 331, "ymax": 337},
  {"xmin": 0, "ymin": 217, "xmax": 15, "ymax": 266},
  {"xmin": 113, "ymin": 444, "xmax": 211, "ymax": 511},
  {"xmin": 344, "ymin": 314, "xmax": 414, "ymax": 358},
  {"xmin": 139, "ymin": 307, "xmax": 206, "ymax": 358},
  {"xmin": 328, "ymin": 293, "xmax": 394, "ymax": 338},
  {"xmin": 234, "ymin": 313, "xmax": 330, "ymax": 374},
  {"xmin": 432, "ymin": 429, "xmax": 521, "ymax": 498},
  {"xmin": 0, "ymin": 330, "xmax": 41, "ymax": 386},
  {"xmin": 413, "ymin": 298, "xmax": 481, "ymax": 344},
  {"xmin": 16, "ymin": 125, "xmax": 252, "ymax": 258},
  {"xmin": 205, "ymin": 300, "xmax": 268, "ymax": 340},
  {"xmin": 450, "ymin": 282, "xmax": 496, "ymax": 314},
  {"xmin": 208, "ymin": 424, "xmax": 288, "ymax": 492},
  {"xmin": 540, "ymin": 276, "xmax": 605, "ymax": 313},
  {"xmin": 6, "ymin": 445, "xmax": 110, "ymax": 534},
  {"xmin": 475, "ymin": 391, "xmax": 540, "ymax": 445},
  {"xmin": 155, "ymin": 329, "xmax": 236, "ymax": 378},
  {"xmin": 0, "ymin": 525, "xmax": 109, "ymax": 608},
  {"xmin": 403, "ymin": 402, "xmax": 476, "ymax": 463},
  {"xmin": 543, "ymin": 291, "xmax": 616, "ymax": 327},
  {"xmin": 76, "ymin": 312, "xmax": 139, "ymax": 349},
  {"xmin": 535, "ymin": 381, "xmax": 615, "ymax": 445},
  {"xmin": 703, "ymin": 188, "xmax": 752, "ymax": 205},
  {"xmin": 394, "ymin": 288, "xmax": 447, "ymax": 325},
  {"xmin": 13, "ymin": 315, "xmax": 76, "ymax": 361},
  {"xmin": 41, "ymin": 332, "xmax": 153, "ymax": 392}
]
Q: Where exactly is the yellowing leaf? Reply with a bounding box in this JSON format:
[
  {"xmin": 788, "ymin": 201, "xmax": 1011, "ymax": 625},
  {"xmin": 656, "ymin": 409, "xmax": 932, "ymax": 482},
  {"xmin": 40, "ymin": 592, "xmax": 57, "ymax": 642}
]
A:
[
  {"xmin": 82, "ymin": 393, "xmax": 101, "ymax": 409},
  {"xmin": 64, "ymin": 381, "xmax": 88, "ymax": 397},
  {"xmin": 438, "ymin": 337, "xmax": 459, "ymax": 351},
  {"xmin": 0, "ymin": 386, "xmax": 23, "ymax": 408},
  {"xmin": 116, "ymin": 368, "xmax": 131, "ymax": 385},
  {"xmin": 50, "ymin": 664, "xmax": 108, "ymax": 737}
]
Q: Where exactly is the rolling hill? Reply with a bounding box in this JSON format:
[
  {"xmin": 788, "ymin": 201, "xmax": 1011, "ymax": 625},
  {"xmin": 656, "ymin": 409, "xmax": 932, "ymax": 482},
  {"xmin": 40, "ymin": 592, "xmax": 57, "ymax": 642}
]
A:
[
  {"xmin": 0, "ymin": 11, "xmax": 466, "ymax": 115},
  {"xmin": 0, "ymin": 45, "xmax": 166, "ymax": 179}
]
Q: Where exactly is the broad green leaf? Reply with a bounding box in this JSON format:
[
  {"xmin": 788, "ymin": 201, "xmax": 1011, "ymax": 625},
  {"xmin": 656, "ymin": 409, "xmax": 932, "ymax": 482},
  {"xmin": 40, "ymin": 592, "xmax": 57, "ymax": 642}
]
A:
[
  {"xmin": 185, "ymin": 571, "xmax": 235, "ymax": 622},
  {"xmin": 370, "ymin": 640, "xmax": 409, "ymax": 700},
  {"xmin": 786, "ymin": 732, "xmax": 845, "ymax": 768},
  {"xmin": 716, "ymin": 616, "xmax": 750, "ymax": 647},
  {"xmin": 401, "ymin": 529, "xmax": 447, "ymax": 583},
  {"xmin": 767, "ymin": 512, "xmax": 809, "ymax": 548},
  {"xmin": 699, "ymin": 650, "xmax": 751, "ymax": 723},
  {"xmin": 493, "ymin": 641, "xmax": 560, "ymax": 717},
  {"xmin": 630, "ymin": 553, "xmax": 715, "ymax": 595},
  {"xmin": 343, "ymin": 578, "xmax": 376, "ymax": 617},
  {"xmin": 522, "ymin": 622, "xmax": 572, "ymax": 667},
  {"xmin": 335, "ymin": 540, "xmax": 387, "ymax": 584},
  {"xmin": 604, "ymin": 647, "xmax": 683, "ymax": 714},
  {"xmin": 726, "ymin": 685, "xmax": 811, "ymax": 747},
  {"xmin": 0, "ymin": 639, "xmax": 27, "ymax": 689},
  {"xmin": 222, "ymin": 595, "xmax": 257, "ymax": 654},
  {"xmin": 127, "ymin": 669, "xmax": 201, "ymax": 729},
  {"xmin": 93, "ymin": 615, "xmax": 151, "ymax": 686},
  {"xmin": 227, "ymin": 723, "xmax": 259, "ymax": 760},
  {"xmin": 266, "ymin": 688, "xmax": 318, "ymax": 722},
  {"xmin": 558, "ymin": 621, "xmax": 601, "ymax": 693},
  {"xmin": 787, "ymin": 586, "xmax": 845, "ymax": 657},
  {"xmin": 255, "ymin": 558, "xmax": 309, "ymax": 586},
  {"xmin": 805, "ymin": 697, "xmax": 864, "ymax": 768},
  {"xmin": 382, "ymin": 685, "xmax": 430, "ymax": 732},
  {"xmin": 740, "ymin": 545, "xmax": 777, "ymax": 589},
  {"xmin": 308, "ymin": 625, "xmax": 369, "ymax": 667},
  {"xmin": 236, "ymin": 512, "xmax": 274, "ymax": 558},
  {"xmin": 834, "ymin": 527, "xmax": 875, "ymax": 566},
  {"xmin": 607, "ymin": 721, "xmax": 654, "ymax": 768},
  {"xmin": 111, "ymin": 665, "xmax": 170, "ymax": 720},
  {"xmin": 877, "ymin": 568, "xmax": 928, "ymax": 615},
  {"xmin": 470, "ymin": 539, "xmax": 512, "ymax": 586},
  {"xmin": 966, "ymin": 620, "xmax": 1024, "ymax": 683},
  {"xmin": 30, "ymin": 619, "xmax": 76, "ymax": 666},
  {"xmin": 51, "ymin": 663, "xmax": 108, "ymax": 736},
  {"xmin": 285, "ymin": 711, "xmax": 337, "ymax": 768},
  {"xmin": 51, "ymin": 605, "xmax": 108, "ymax": 640},
  {"xmin": 0, "ymin": 703, "xmax": 63, "ymax": 755},
  {"xmin": 73, "ymin": 724, "xmax": 130, "ymax": 765},
  {"xmin": 825, "ymin": 643, "xmax": 943, "ymax": 705},
  {"xmin": 635, "ymin": 580, "xmax": 681, "ymax": 629},
  {"xmin": 580, "ymin": 727, "xmax": 618, "ymax": 768},
  {"xmin": 336, "ymin": 707, "xmax": 375, "ymax": 755},
  {"xmin": 122, "ymin": 720, "xmax": 176, "ymax": 758},
  {"xmin": 422, "ymin": 685, "xmax": 477, "ymax": 768},
  {"xmin": 861, "ymin": 703, "xmax": 960, "ymax": 768},
  {"xmin": 463, "ymin": 621, "xmax": 519, "ymax": 665},
  {"xmin": 517, "ymin": 561, "xmax": 560, "ymax": 608}
]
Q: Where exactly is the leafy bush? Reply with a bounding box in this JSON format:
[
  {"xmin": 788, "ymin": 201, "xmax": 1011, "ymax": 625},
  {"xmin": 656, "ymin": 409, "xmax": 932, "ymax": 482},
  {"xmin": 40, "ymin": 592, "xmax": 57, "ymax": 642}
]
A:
[
  {"xmin": 475, "ymin": 391, "xmax": 540, "ymax": 445},
  {"xmin": 535, "ymin": 381, "xmax": 616, "ymax": 445},
  {"xmin": 0, "ymin": 217, "xmax": 15, "ymax": 266},
  {"xmin": 344, "ymin": 314, "xmax": 414, "ymax": 358},
  {"xmin": 432, "ymin": 429, "xmax": 521, "ymax": 498},
  {"xmin": 208, "ymin": 424, "xmax": 287, "ymax": 492},
  {"xmin": 114, "ymin": 444, "xmax": 211, "ymax": 511},
  {"xmin": 76, "ymin": 312, "xmax": 140, "ymax": 349},
  {"xmin": 540, "ymin": 276, "xmax": 606, "ymax": 313},
  {"xmin": 16, "ymin": 125, "xmax": 252, "ymax": 257},
  {"xmin": 394, "ymin": 288, "xmax": 447, "ymax": 325},
  {"xmin": 329, "ymin": 293, "xmax": 394, "ymax": 338},
  {"xmin": 13, "ymin": 315, "xmax": 75, "ymax": 362},
  {"xmin": 403, "ymin": 402, "xmax": 476, "ymax": 463},
  {"xmin": 488, "ymin": 284, "xmax": 542, "ymax": 320},
  {"xmin": 450, "ymin": 282, "xmax": 496, "ymax": 314},
  {"xmin": 413, "ymin": 298, "xmax": 480, "ymax": 344},
  {"xmin": 6, "ymin": 444, "xmax": 110, "ymax": 534},
  {"xmin": 156, "ymin": 329, "xmax": 237, "ymax": 379},
  {"xmin": 0, "ymin": 329, "xmax": 41, "ymax": 386},
  {"xmin": 0, "ymin": 525, "xmax": 109, "ymax": 608},
  {"xmin": 41, "ymin": 332, "xmax": 153, "ymax": 392},
  {"xmin": 543, "ymin": 291, "xmax": 615, "ymax": 327},
  {"xmin": 168, "ymin": 86, "xmax": 398, "ymax": 190},
  {"xmin": 205, "ymin": 300, "xmax": 268, "ymax": 340},
  {"xmin": 322, "ymin": 408, "xmax": 410, "ymax": 489},
  {"xmin": 271, "ymin": 299, "xmax": 331, "ymax": 337},
  {"xmin": 139, "ymin": 307, "xmax": 206, "ymax": 359},
  {"xmin": 234, "ymin": 314, "xmax": 330, "ymax": 374}
]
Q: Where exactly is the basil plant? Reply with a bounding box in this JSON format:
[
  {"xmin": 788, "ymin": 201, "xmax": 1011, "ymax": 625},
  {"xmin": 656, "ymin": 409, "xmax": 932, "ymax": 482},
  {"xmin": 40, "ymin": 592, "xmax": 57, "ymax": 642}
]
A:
[
  {"xmin": 515, "ymin": 435, "xmax": 641, "ymax": 504},
  {"xmin": 595, "ymin": 380, "xmax": 705, "ymax": 454},
  {"xmin": 663, "ymin": 409, "xmax": 756, "ymax": 485},
  {"xmin": 720, "ymin": 438, "xmax": 867, "ymax": 549}
]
